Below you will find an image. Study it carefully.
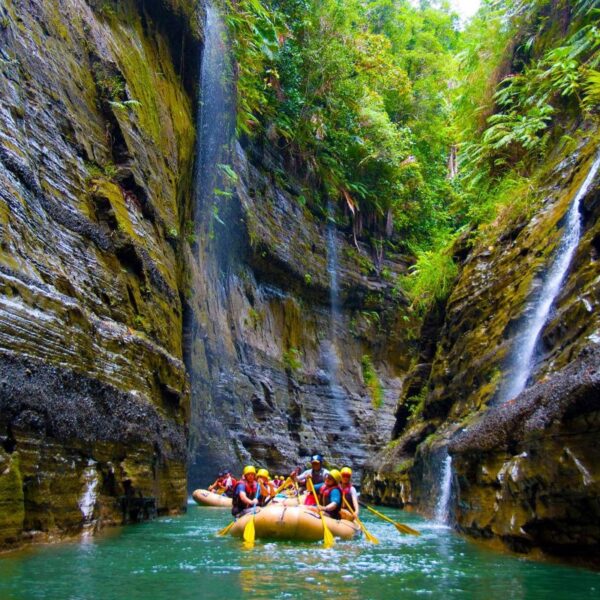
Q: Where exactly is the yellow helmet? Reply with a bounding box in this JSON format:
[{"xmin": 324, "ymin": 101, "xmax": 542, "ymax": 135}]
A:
[
  {"xmin": 243, "ymin": 465, "xmax": 256, "ymax": 476},
  {"xmin": 257, "ymin": 468, "xmax": 269, "ymax": 479},
  {"xmin": 328, "ymin": 469, "xmax": 342, "ymax": 483},
  {"xmin": 340, "ymin": 467, "xmax": 352, "ymax": 476}
]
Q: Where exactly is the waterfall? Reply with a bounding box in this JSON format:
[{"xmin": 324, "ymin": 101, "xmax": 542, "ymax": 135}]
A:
[
  {"xmin": 434, "ymin": 454, "xmax": 453, "ymax": 524},
  {"xmin": 194, "ymin": 2, "xmax": 234, "ymax": 231},
  {"xmin": 79, "ymin": 460, "xmax": 99, "ymax": 535},
  {"xmin": 187, "ymin": 1, "xmax": 236, "ymax": 484},
  {"xmin": 323, "ymin": 200, "xmax": 352, "ymax": 429},
  {"xmin": 497, "ymin": 154, "xmax": 600, "ymax": 403}
]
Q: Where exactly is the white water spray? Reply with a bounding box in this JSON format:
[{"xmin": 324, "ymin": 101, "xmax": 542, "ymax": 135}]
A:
[
  {"xmin": 497, "ymin": 154, "xmax": 600, "ymax": 403},
  {"xmin": 435, "ymin": 454, "xmax": 453, "ymax": 524},
  {"xmin": 79, "ymin": 459, "xmax": 99, "ymax": 535}
]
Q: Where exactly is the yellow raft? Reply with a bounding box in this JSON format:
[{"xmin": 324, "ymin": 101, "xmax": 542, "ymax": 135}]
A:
[
  {"xmin": 192, "ymin": 489, "xmax": 232, "ymax": 508},
  {"xmin": 229, "ymin": 504, "xmax": 360, "ymax": 542}
]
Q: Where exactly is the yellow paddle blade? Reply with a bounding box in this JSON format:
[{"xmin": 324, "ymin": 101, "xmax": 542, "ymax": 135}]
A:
[
  {"xmin": 342, "ymin": 497, "xmax": 379, "ymax": 545},
  {"xmin": 362, "ymin": 502, "xmax": 421, "ymax": 537},
  {"xmin": 307, "ymin": 478, "xmax": 335, "ymax": 549},
  {"xmin": 322, "ymin": 522, "xmax": 335, "ymax": 548},
  {"xmin": 243, "ymin": 516, "xmax": 256, "ymax": 547},
  {"xmin": 358, "ymin": 519, "xmax": 380, "ymax": 544},
  {"xmin": 217, "ymin": 521, "xmax": 235, "ymax": 536},
  {"xmin": 395, "ymin": 522, "xmax": 420, "ymax": 536}
]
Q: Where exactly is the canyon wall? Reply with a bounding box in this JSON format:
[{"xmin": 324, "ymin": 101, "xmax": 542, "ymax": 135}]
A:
[{"xmin": 0, "ymin": 0, "xmax": 200, "ymax": 548}]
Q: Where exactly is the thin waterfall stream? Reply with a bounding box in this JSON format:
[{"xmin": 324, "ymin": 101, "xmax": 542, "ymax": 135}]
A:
[
  {"xmin": 324, "ymin": 200, "xmax": 352, "ymax": 429},
  {"xmin": 194, "ymin": 2, "xmax": 234, "ymax": 232},
  {"xmin": 434, "ymin": 454, "xmax": 453, "ymax": 525},
  {"xmin": 497, "ymin": 153, "xmax": 600, "ymax": 403}
]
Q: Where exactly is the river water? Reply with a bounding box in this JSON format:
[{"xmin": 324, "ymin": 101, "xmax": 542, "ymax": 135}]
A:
[{"xmin": 1, "ymin": 502, "xmax": 598, "ymax": 599}]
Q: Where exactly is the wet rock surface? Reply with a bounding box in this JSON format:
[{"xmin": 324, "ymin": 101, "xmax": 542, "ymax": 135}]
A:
[
  {"xmin": 187, "ymin": 143, "xmax": 412, "ymax": 485},
  {"xmin": 364, "ymin": 138, "xmax": 600, "ymax": 563},
  {"xmin": 0, "ymin": 0, "xmax": 197, "ymax": 547}
]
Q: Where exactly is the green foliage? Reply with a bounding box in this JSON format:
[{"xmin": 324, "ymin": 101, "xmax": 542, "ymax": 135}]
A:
[
  {"xmin": 456, "ymin": 0, "xmax": 600, "ymax": 182},
  {"xmin": 402, "ymin": 248, "xmax": 458, "ymax": 315},
  {"xmin": 361, "ymin": 354, "xmax": 384, "ymax": 409},
  {"xmin": 226, "ymin": 0, "xmax": 461, "ymax": 249},
  {"xmin": 283, "ymin": 346, "xmax": 302, "ymax": 372},
  {"xmin": 225, "ymin": 0, "xmax": 280, "ymax": 135},
  {"xmin": 343, "ymin": 247, "xmax": 375, "ymax": 276}
]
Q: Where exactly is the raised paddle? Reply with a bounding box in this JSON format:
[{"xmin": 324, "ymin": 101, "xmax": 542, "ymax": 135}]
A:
[
  {"xmin": 263, "ymin": 476, "xmax": 293, "ymax": 507},
  {"xmin": 343, "ymin": 496, "xmax": 379, "ymax": 544},
  {"xmin": 307, "ymin": 478, "xmax": 335, "ymax": 548},
  {"xmin": 359, "ymin": 501, "xmax": 420, "ymax": 536}
]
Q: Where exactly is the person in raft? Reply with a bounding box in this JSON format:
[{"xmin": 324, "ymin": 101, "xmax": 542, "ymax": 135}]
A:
[
  {"xmin": 221, "ymin": 469, "xmax": 237, "ymax": 498},
  {"xmin": 293, "ymin": 454, "xmax": 329, "ymax": 505},
  {"xmin": 231, "ymin": 465, "xmax": 259, "ymax": 517},
  {"xmin": 256, "ymin": 469, "xmax": 278, "ymax": 506},
  {"xmin": 308, "ymin": 469, "xmax": 342, "ymax": 519},
  {"xmin": 208, "ymin": 471, "xmax": 226, "ymax": 493},
  {"xmin": 339, "ymin": 466, "xmax": 359, "ymax": 519}
]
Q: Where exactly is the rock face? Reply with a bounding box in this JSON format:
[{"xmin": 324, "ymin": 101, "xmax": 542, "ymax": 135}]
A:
[
  {"xmin": 186, "ymin": 142, "xmax": 413, "ymax": 485},
  {"xmin": 363, "ymin": 137, "xmax": 600, "ymax": 563},
  {"xmin": 0, "ymin": 0, "xmax": 199, "ymax": 548},
  {"xmin": 0, "ymin": 0, "xmax": 413, "ymax": 550}
]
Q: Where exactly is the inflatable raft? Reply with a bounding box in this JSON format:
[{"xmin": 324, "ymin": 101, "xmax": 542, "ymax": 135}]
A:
[
  {"xmin": 229, "ymin": 504, "xmax": 360, "ymax": 542},
  {"xmin": 192, "ymin": 489, "xmax": 232, "ymax": 508}
]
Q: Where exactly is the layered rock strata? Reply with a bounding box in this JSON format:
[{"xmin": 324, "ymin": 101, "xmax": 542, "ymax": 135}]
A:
[
  {"xmin": 186, "ymin": 142, "xmax": 414, "ymax": 485},
  {"xmin": 364, "ymin": 136, "xmax": 600, "ymax": 563},
  {"xmin": 0, "ymin": 0, "xmax": 198, "ymax": 548}
]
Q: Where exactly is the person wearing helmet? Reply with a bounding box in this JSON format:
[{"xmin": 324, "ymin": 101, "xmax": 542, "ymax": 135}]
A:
[
  {"xmin": 293, "ymin": 454, "xmax": 329, "ymax": 506},
  {"xmin": 231, "ymin": 465, "xmax": 259, "ymax": 517},
  {"xmin": 340, "ymin": 466, "xmax": 359, "ymax": 517},
  {"xmin": 309, "ymin": 469, "xmax": 342, "ymax": 519},
  {"xmin": 256, "ymin": 468, "xmax": 277, "ymax": 506}
]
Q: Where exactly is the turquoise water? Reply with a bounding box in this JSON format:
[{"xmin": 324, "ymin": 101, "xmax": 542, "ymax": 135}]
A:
[{"xmin": 1, "ymin": 502, "xmax": 598, "ymax": 599}]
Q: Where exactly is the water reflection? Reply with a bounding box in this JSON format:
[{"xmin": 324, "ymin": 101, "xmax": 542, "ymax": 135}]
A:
[{"xmin": 0, "ymin": 507, "xmax": 598, "ymax": 600}]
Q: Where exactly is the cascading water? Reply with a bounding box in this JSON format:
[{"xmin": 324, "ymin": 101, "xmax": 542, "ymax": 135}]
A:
[
  {"xmin": 194, "ymin": 2, "xmax": 234, "ymax": 231},
  {"xmin": 434, "ymin": 454, "xmax": 453, "ymax": 525},
  {"xmin": 323, "ymin": 200, "xmax": 352, "ymax": 429},
  {"xmin": 497, "ymin": 154, "xmax": 600, "ymax": 403},
  {"xmin": 78, "ymin": 460, "xmax": 99, "ymax": 536},
  {"xmin": 187, "ymin": 0, "xmax": 237, "ymax": 484}
]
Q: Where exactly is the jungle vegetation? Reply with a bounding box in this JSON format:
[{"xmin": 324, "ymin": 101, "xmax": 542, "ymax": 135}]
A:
[{"xmin": 223, "ymin": 0, "xmax": 600, "ymax": 311}]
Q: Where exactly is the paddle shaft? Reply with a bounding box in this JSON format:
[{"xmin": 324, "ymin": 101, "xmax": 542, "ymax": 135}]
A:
[
  {"xmin": 307, "ymin": 478, "xmax": 335, "ymax": 547},
  {"xmin": 360, "ymin": 502, "xmax": 420, "ymax": 536},
  {"xmin": 362, "ymin": 503, "xmax": 396, "ymax": 525},
  {"xmin": 263, "ymin": 476, "xmax": 292, "ymax": 507},
  {"xmin": 343, "ymin": 496, "xmax": 379, "ymax": 544}
]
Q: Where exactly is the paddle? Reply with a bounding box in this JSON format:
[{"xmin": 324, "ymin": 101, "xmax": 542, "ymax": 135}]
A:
[
  {"xmin": 359, "ymin": 501, "xmax": 420, "ymax": 536},
  {"xmin": 343, "ymin": 496, "xmax": 379, "ymax": 544},
  {"xmin": 307, "ymin": 479, "xmax": 335, "ymax": 548},
  {"xmin": 243, "ymin": 504, "xmax": 257, "ymax": 548},
  {"xmin": 217, "ymin": 520, "xmax": 236, "ymax": 536},
  {"xmin": 263, "ymin": 477, "xmax": 292, "ymax": 507},
  {"xmin": 294, "ymin": 480, "xmax": 301, "ymax": 506},
  {"xmin": 217, "ymin": 477, "xmax": 295, "ymax": 539}
]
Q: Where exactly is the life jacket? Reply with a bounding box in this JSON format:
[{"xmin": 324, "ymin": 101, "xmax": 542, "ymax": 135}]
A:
[
  {"xmin": 340, "ymin": 484, "xmax": 356, "ymax": 511},
  {"xmin": 319, "ymin": 483, "xmax": 342, "ymax": 519},
  {"xmin": 231, "ymin": 479, "xmax": 257, "ymax": 516}
]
